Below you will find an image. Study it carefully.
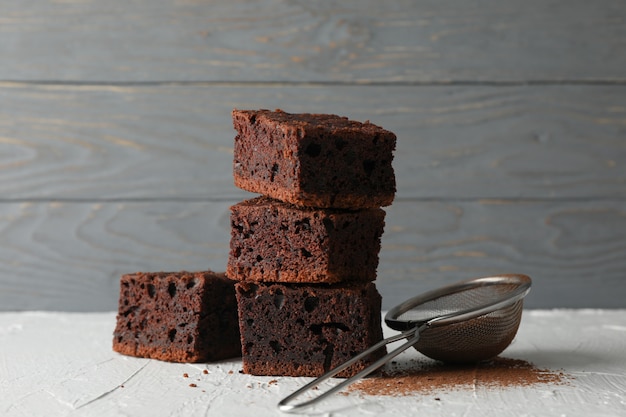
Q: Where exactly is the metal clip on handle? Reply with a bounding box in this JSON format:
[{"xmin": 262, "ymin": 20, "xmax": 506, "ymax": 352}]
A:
[{"xmin": 277, "ymin": 324, "xmax": 425, "ymax": 413}]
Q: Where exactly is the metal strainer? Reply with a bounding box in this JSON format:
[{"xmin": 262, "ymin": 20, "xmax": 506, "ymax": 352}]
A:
[{"xmin": 278, "ymin": 274, "xmax": 532, "ymax": 412}]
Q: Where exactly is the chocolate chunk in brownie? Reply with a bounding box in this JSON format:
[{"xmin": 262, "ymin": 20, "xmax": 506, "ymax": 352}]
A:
[
  {"xmin": 235, "ymin": 281, "xmax": 386, "ymax": 377},
  {"xmin": 113, "ymin": 271, "xmax": 241, "ymax": 363},
  {"xmin": 232, "ymin": 109, "xmax": 396, "ymax": 209},
  {"xmin": 227, "ymin": 196, "xmax": 385, "ymax": 283}
]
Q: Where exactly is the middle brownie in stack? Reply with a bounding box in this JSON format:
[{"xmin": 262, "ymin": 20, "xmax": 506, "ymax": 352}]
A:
[
  {"xmin": 228, "ymin": 109, "xmax": 396, "ymax": 378},
  {"xmin": 227, "ymin": 196, "xmax": 385, "ymax": 284}
]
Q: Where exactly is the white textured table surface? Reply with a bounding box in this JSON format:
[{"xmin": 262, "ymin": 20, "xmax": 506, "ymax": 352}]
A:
[{"xmin": 1, "ymin": 310, "xmax": 625, "ymax": 417}]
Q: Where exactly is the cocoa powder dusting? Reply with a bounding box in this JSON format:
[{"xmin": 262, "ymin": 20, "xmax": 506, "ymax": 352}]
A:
[{"xmin": 350, "ymin": 357, "xmax": 569, "ymax": 397}]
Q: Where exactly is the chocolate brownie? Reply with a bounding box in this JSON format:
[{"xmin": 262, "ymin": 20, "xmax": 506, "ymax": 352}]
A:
[
  {"xmin": 232, "ymin": 109, "xmax": 396, "ymax": 209},
  {"xmin": 235, "ymin": 281, "xmax": 386, "ymax": 377},
  {"xmin": 113, "ymin": 271, "xmax": 241, "ymax": 363},
  {"xmin": 227, "ymin": 196, "xmax": 385, "ymax": 283}
]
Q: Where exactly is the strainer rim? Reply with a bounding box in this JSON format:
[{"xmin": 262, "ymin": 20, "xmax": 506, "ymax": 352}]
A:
[{"xmin": 384, "ymin": 274, "xmax": 532, "ymax": 331}]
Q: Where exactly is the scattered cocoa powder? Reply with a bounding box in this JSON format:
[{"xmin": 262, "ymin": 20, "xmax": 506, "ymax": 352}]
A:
[{"xmin": 350, "ymin": 357, "xmax": 569, "ymax": 397}]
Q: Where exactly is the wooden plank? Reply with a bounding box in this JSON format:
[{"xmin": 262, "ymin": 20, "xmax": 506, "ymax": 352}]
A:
[
  {"xmin": 1, "ymin": 84, "xmax": 625, "ymax": 200},
  {"xmin": 1, "ymin": 200, "xmax": 624, "ymax": 311},
  {"xmin": 0, "ymin": 201, "xmax": 232, "ymax": 311},
  {"xmin": 381, "ymin": 199, "xmax": 626, "ymax": 309},
  {"xmin": 1, "ymin": 0, "xmax": 625, "ymax": 82}
]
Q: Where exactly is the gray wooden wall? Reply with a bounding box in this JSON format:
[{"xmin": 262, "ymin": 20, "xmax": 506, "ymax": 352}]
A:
[{"xmin": 1, "ymin": 0, "xmax": 625, "ymax": 311}]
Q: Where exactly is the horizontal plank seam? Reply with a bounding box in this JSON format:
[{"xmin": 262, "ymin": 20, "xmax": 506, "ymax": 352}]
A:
[
  {"xmin": 1, "ymin": 196, "xmax": 624, "ymax": 204},
  {"xmin": 1, "ymin": 80, "xmax": 626, "ymax": 88}
]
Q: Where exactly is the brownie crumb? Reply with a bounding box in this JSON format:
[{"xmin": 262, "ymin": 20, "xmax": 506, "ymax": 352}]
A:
[
  {"xmin": 189, "ymin": 383, "xmax": 197, "ymax": 388},
  {"xmin": 203, "ymin": 369, "xmax": 209, "ymax": 375},
  {"xmin": 183, "ymin": 373, "xmax": 189, "ymax": 378}
]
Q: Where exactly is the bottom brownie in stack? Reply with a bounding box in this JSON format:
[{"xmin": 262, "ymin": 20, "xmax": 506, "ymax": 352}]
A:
[
  {"xmin": 113, "ymin": 270, "xmax": 241, "ymax": 363},
  {"xmin": 235, "ymin": 281, "xmax": 386, "ymax": 377}
]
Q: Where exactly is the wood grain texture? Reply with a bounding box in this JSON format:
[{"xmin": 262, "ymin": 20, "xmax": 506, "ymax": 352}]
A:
[
  {"xmin": 0, "ymin": 201, "xmax": 232, "ymax": 311},
  {"xmin": 382, "ymin": 200, "xmax": 626, "ymax": 309},
  {"xmin": 1, "ymin": 200, "xmax": 624, "ymax": 311},
  {"xmin": 1, "ymin": 0, "xmax": 625, "ymax": 312},
  {"xmin": 1, "ymin": 0, "xmax": 625, "ymax": 82},
  {"xmin": 1, "ymin": 84, "xmax": 624, "ymax": 200}
]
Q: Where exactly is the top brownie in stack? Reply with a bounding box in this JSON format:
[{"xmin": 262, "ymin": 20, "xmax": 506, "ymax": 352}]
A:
[{"xmin": 232, "ymin": 109, "xmax": 396, "ymax": 209}]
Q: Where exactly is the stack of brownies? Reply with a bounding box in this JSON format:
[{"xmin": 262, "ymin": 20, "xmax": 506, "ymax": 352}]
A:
[
  {"xmin": 112, "ymin": 108, "xmax": 397, "ymax": 378},
  {"xmin": 228, "ymin": 109, "xmax": 397, "ymax": 377}
]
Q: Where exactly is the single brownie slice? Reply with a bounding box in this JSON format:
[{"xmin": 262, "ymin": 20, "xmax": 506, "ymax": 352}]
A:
[
  {"xmin": 227, "ymin": 196, "xmax": 385, "ymax": 283},
  {"xmin": 113, "ymin": 271, "xmax": 241, "ymax": 363},
  {"xmin": 232, "ymin": 109, "xmax": 396, "ymax": 209},
  {"xmin": 236, "ymin": 281, "xmax": 386, "ymax": 377}
]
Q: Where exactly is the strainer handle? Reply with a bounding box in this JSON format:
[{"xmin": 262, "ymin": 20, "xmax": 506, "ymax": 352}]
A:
[{"xmin": 277, "ymin": 325, "xmax": 425, "ymax": 413}]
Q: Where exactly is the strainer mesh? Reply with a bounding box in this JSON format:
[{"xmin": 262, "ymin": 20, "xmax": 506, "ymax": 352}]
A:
[
  {"xmin": 416, "ymin": 301, "xmax": 524, "ymax": 362},
  {"xmin": 391, "ymin": 281, "xmax": 526, "ymax": 363},
  {"xmin": 394, "ymin": 282, "xmax": 521, "ymax": 323}
]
